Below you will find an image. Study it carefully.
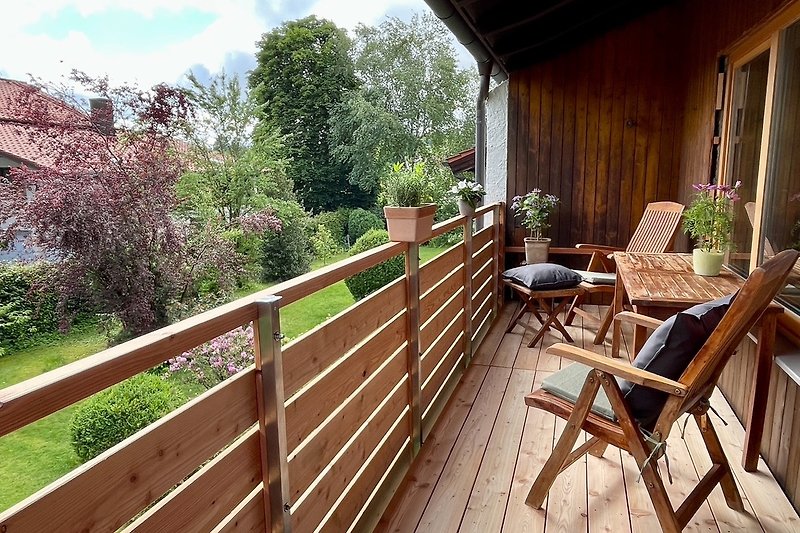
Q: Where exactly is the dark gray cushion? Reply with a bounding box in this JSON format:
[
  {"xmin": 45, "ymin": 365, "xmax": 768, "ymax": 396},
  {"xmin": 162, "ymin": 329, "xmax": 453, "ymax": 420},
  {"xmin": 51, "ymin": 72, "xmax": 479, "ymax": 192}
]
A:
[
  {"xmin": 541, "ymin": 362, "xmax": 615, "ymax": 420},
  {"xmin": 502, "ymin": 264, "xmax": 582, "ymax": 290},
  {"xmin": 619, "ymin": 293, "xmax": 736, "ymax": 427}
]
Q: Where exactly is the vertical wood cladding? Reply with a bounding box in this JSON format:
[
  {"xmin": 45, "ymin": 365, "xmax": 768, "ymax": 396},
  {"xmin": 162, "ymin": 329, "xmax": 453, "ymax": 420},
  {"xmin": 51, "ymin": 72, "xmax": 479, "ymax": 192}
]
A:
[{"xmin": 506, "ymin": 0, "xmax": 788, "ymax": 249}]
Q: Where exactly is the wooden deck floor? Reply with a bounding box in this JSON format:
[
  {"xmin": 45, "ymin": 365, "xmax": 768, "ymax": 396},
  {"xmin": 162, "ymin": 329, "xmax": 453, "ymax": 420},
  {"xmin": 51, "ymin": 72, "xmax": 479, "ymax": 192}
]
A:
[{"xmin": 378, "ymin": 305, "xmax": 800, "ymax": 533}]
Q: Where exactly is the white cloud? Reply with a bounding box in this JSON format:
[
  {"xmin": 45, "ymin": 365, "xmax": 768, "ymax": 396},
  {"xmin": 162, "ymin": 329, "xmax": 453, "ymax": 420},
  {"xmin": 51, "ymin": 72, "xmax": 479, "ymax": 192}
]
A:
[{"xmin": 0, "ymin": 0, "xmax": 474, "ymax": 89}]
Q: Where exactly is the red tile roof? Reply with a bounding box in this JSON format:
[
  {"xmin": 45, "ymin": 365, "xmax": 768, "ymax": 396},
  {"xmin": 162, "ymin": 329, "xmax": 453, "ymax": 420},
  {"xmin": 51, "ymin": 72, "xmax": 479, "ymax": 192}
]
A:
[{"xmin": 0, "ymin": 78, "xmax": 85, "ymax": 168}]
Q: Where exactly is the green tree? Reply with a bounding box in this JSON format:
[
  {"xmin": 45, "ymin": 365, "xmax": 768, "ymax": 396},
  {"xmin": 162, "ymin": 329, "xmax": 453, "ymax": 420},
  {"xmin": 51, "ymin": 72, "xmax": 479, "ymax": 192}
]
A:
[
  {"xmin": 179, "ymin": 70, "xmax": 293, "ymax": 225},
  {"xmin": 330, "ymin": 12, "xmax": 477, "ymax": 194},
  {"xmin": 249, "ymin": 16, "xmax": 372, "ymax": 212}
]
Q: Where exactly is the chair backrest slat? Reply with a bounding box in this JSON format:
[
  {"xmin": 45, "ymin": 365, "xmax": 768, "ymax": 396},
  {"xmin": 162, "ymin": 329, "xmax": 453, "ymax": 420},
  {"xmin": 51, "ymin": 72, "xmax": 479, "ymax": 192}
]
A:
[{"xmin": 626, "ymin": 202, "xmax": 685, "ymax": 254}]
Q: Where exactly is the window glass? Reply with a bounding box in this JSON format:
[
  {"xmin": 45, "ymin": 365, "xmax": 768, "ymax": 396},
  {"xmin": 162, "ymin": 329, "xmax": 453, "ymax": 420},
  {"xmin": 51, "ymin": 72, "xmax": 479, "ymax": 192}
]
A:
[
  {"xmin": 726, "ymin": 50, "xmax": 770, "ymax": 275},
  {"xmin": 762, "ymin": 19, "xmax": 800, "ymax": 311}
]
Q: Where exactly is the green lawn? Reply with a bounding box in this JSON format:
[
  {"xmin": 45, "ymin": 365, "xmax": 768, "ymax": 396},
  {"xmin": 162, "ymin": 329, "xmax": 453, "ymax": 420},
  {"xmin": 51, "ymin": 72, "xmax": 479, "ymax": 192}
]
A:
[{"xmin": 0, "ymin": 245, "xmax": 446, "ymax": 511}]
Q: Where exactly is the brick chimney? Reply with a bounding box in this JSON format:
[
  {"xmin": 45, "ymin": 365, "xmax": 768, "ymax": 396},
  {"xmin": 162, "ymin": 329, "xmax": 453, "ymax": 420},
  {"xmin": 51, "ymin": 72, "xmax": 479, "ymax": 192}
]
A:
[{"xmin": 89, "ymin": 97, "xmax": 114, "ymax": 136}]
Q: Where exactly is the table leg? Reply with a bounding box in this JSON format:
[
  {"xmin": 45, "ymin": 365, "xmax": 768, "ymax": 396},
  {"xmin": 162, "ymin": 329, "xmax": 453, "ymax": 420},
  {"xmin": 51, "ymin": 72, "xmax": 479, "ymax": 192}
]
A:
[
  {"xmin": 743, "ymin": 312, "xmax": 778, "ymax": 472},
  {"xmin": 611, "ymin": 272, "xmax": 625, "ymax": 358},
  {"xmin": 631, "ymin": 305, "xmax": 648, "ymax": 362}
]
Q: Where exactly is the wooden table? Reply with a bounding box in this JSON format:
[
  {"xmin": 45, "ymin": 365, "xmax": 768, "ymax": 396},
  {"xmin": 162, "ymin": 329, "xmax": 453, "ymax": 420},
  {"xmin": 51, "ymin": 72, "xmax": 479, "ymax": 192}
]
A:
[{"xmin": 612, "ymin": 252, "xmax": 783, "ymax": 472}]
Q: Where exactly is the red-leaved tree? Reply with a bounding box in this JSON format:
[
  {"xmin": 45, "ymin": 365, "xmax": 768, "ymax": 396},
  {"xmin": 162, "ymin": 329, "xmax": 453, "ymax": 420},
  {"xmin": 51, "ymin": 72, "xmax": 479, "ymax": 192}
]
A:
[{"xmin": 0, "ymin": 72, "xmax": 242, "ymax": 337}]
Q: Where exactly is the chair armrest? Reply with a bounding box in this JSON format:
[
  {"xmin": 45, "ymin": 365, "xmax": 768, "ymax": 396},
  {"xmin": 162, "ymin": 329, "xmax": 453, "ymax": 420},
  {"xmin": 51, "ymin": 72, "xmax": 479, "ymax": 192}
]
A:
[
  {"xmin": 546, "ymin": 343, "xmax": 687, "ymax": 397},
  {"xmin": 575, "ymin": 244, "xmax": 625, "ymax": 253},
  {"xmin": 614, "ymin": 311, "xmax": 664, "ymax": 331}
]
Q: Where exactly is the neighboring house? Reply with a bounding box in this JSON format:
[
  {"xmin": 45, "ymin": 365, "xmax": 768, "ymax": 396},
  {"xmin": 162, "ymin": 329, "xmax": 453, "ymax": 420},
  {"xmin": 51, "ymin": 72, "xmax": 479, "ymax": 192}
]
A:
[{"xmin": 0, "ymin": 78, "xmax": 109, "ymax": 261}]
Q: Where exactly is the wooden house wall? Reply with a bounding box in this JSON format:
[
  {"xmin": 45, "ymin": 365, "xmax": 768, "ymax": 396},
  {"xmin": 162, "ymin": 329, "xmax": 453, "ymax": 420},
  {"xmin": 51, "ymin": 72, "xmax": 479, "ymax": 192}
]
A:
[{"xmin": 505, "ymin": 0, "xmax": 800, "ymax": 511}]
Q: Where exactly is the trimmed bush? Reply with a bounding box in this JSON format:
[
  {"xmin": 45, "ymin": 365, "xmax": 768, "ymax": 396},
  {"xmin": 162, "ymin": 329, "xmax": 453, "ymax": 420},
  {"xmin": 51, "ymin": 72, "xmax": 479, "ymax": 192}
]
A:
[
  {"xmin": 70, "ymin": 373, "xmax": 184, "ymax": 462},
  {"xmin": 0, "ymin": 262, "xmax": 58, "ymax": 352},
  {"xmin": 261, "ymin": 221, "xmax": 312, "ymax": 282},
  {"xmin": 347, "ymin": 208, "xmax": 383, "ymax": 243},
  {"xmin": 260, "ymin": 199, "xmax": 313, "ymax": 282},
  {"xmin": 345, "ymin": 230, "xmax": 404, "ymax": 300}
]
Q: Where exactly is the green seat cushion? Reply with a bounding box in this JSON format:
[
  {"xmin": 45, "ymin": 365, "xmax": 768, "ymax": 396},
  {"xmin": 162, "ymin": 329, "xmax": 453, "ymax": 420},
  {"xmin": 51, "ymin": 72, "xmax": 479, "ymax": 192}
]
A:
[
  {"xmin": 573, "ymin": 270, "xmax": 616, "ymax": 285},
  {"xmin": 541, "ymin": 363, "xmax": 616, "ymax": 421}
]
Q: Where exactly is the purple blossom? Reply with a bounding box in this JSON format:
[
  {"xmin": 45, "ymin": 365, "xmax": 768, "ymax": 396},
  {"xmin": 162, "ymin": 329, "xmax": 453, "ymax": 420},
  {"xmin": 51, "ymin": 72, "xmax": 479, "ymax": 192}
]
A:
[{"xmin": 167, "ymin": 324, "xmax": 255, "ymax": 389}]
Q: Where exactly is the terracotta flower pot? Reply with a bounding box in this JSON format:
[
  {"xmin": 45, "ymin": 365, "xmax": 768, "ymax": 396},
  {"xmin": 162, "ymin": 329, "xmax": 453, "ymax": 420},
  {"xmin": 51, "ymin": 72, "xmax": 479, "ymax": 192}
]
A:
[
  {"xmin": 524, "ymin": 237, "xmax": 551, "ymax": 264},
  {"xmin": 384, "ymin": 204, "xmax": 437, "ymax": 242}
]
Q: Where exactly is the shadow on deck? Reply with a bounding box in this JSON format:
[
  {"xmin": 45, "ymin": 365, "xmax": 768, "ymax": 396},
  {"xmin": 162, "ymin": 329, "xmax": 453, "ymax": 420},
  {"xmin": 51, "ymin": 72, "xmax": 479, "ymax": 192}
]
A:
[{"xmin": 378, "ymin": 304, "xmax": 800, "ymax": 532}]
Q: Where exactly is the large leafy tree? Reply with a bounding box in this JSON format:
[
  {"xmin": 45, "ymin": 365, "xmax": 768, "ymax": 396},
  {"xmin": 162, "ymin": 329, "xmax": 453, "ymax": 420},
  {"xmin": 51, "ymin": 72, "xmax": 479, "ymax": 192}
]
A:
[
  {"xmin": 249, "ymin": 16, "xmax": 371, "ymax": 212},
  {"xmin": 180, "ymin": 70, "xmax": 293, "ymax": 225},
  {"xmin": 0, "ymin": 73, "xmax": 241, "ymax": 337},
  {"xmin": 330, "ymin": 12, "xmax": 477, "ymax": 194}
]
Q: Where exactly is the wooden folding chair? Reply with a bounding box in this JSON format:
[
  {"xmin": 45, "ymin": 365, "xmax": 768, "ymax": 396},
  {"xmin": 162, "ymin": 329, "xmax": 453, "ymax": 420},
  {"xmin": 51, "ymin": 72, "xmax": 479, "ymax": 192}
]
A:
[
  {"xmin": 525, "ymin": 249, "xmax": 799, "ymax": 533},
  {"xmin": 504, "ymin": 280, "xmax": 585, "ymax": 347},
  {"xmin": 566, "ymin": 201, "xmax": 685, "ymax": 345}
]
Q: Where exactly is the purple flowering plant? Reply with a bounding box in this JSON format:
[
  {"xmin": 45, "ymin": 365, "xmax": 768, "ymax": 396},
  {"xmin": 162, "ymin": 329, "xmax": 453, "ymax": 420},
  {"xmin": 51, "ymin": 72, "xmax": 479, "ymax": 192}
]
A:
[
  {"xmin": 683, "ymin": 181, "xmax": 742, "ymax": 252},
  {"xmin": 167, "ymin": 324, "xmax": 254, "ymax": 389},
  {"xmin": 510, "ymin": 189, "xmax": 559, "ymax": 239}
]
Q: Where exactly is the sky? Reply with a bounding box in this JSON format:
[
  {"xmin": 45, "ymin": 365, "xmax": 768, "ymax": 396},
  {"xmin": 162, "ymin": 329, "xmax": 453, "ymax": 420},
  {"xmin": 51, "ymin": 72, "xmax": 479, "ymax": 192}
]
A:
[{"xmin": 0, "ymin": 0, "xmax": 473, "ymax": 89}]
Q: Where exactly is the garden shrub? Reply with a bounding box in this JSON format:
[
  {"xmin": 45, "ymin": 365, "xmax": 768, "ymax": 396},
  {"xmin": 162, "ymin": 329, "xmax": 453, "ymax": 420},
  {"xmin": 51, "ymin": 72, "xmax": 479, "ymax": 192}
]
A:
[
  {"xmin": 345, "ymin": 230, "xmax": 404, "ymax": 300},
  {"xmin": 347, "ymin": 208, "xmax": 383, "ymax": 243},
  {"xmin": 261, "ymin": 199, "xmax": 313, "ymax": 282},
  {"xmin": 0, "ymin": 262, "xmax": 58, "ymax": 352},
  {"xmin": 316, "ymin": 208, "xmax": 351, "ymax": 248},
  {"xmin": 167, "ymin": 325, "xmax": 254, "ymax": 389},
  {"xmin": 70, "ymin": 373, "xmax": 183, "ymax": 462},
  {"xmin": 310, "ymin": 225, "xmax": 340, "ymax": 265}
]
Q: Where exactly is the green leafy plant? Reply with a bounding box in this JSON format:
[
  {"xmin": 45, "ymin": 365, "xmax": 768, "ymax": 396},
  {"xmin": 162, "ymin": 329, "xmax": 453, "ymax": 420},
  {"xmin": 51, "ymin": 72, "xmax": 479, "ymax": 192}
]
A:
[
  {"xmin": 316, "ymin": 208, "xmax": 351, "ymax": 248},
  {"xmin": 347, "ymin": 208, "xmax": 383, "ymax": 242},
  {"xmin": 310, "ymin": 225, "xmax": 341, "ymax": 265},
  {"xmin": 511, "ymin": 189, "xmax": 559, "ymax": 239},
  {"xmin": 70, "ymin": 373, "xmax": 183, "ymax": 462},
  {"xmin": 683, "ymin": 182, "xmax": 741, "ymax": 252},
  {"xmin": 382, "ymin": 162, "xmax": 431, "ymax": 207},
  {"xmin": 344, "ymin": 230, "xmax": 404, "ymax": 299},
  {"xmin": 450, "ymin": 179, "xmax": 485, "ymax": 209}
]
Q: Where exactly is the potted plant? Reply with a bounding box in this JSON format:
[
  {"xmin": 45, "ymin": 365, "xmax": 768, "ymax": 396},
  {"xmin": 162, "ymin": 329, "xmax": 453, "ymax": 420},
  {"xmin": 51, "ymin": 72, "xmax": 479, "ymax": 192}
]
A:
[
  {"xmin": 450, "ymin": 178, "xmax": 486, "ymax": 217},
  {"xmin": 511, "ymin": 189, "xmax": 559, "ymax": 264},
  {"xmin": 683, "ymin": 181, "xmax": 741, "ymax": 276},
  {"xmin": 382, "ymin": 162, "xmax": 437, "ymax": 242}
]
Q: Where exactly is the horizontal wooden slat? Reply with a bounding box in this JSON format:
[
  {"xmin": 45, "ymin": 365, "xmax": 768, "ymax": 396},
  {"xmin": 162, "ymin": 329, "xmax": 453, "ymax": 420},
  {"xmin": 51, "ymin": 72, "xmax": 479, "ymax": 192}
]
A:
[
  {"xmin": 211, "ymin": 485, "xmax": 266, "ymax": 533},
  {"xmin": 421, "ymin": 359, "xmax": 465, "ymax": 440},
  {"xmin": 430, "ymin": 215, "xmax": 467, "ymax": 239},
  {"xmin": 420, "ymin": 243, "xmax": 464, "ymax": 295},
  {"xmin": 472, "ymin": 225, "xmax": 494, "ymax": 252},
  {"xmin": 472, "ymin": 241, "xmax": 495, "ymax": 275},
  {"xmin": 422, "ymin": 335, "xmax": 465, "ymax": 411},
  {"xmin": 282, "ymin": 278, "xmax": 405, "ymax": 397},
  {"xmin": 472, "ymin": 295, "xmax": 494, "ymax": 335},
  {"xmin": 420, "ymin": 288, "xmax": 464, "ymax": 353},
  {"xmin": 293, "ymin": 391, "xmax": 410, "ymax": 532},
  {"xmin": 474, "ymin": 203, "xmax": 498, "ymax": 219},
  {"xmin": 472, "ymin": 260, "xmax": 493, "ymax": 295},
  {"xmin": 421, "ymin": 310, "xmax": 465, "ymax": 382},
  {"xmin": 472, "ymin": 274, "xmax": 493, "ymax": 310},
  {"xmin": 0, "ymin": 369, "xmax": 258, "ymax": 532},
  {"xmin": 420, "ymin": 266, "xmax": 464, "ymax": 323},
  {"xmin": 285, "ymin": 316, "xmax": 407, "ymax": 451},
  {"xmin": 126, "ymin": 427, "xmax": 261, "ymax": 532},
  {"xmin": 506, "ymin": 246, "xmax": 594, "ymax": 256},
  {"xmin": 472, "ymin": 308, "xmax": 493, "ymax": 346},
  {"xmin": 317, "ymin": 412, "xmax": 411, "ymax": 533}
]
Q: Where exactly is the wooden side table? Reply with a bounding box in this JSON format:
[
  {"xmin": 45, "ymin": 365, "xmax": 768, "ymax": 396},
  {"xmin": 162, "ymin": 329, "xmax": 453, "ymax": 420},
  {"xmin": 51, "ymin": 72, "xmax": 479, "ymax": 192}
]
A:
[{"xmin": 612, "ymin": 252, "xmax": 783, "ymax": 472}]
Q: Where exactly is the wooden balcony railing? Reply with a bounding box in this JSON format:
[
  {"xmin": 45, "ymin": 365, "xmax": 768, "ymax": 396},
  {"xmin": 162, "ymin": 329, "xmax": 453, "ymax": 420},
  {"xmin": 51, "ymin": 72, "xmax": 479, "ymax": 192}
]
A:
[{"xmin": 0, "ymin": 202, "xmax": 505, "ymax": 532}]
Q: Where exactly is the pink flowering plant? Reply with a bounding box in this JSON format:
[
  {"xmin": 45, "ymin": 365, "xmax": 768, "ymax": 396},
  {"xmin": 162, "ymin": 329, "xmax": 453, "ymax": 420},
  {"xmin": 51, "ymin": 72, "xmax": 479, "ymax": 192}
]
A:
[
  {"xmin": 683, "ymin": 181, "xmax": 742, "ymax": 253},
  {"xmin": 511, "ymin": 189, "xmax": 559, "ymax": 239},
  {"xmin": 167, "ymin": 325, "xmax": 254, "ymax": 389}
]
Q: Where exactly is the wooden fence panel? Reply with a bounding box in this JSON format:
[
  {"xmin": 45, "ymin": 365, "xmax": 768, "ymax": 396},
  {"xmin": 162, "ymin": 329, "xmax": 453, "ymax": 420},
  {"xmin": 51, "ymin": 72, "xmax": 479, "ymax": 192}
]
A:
[
  {"xmin": 0, "ymin": 370, "xmax": 257, "ymax": 533},
  {"xmin": 420, "ymin": 267, "xmax": 463, "ymax": 323},
  {"xmin": 420, "ymin": 244, "xmax": 464, "ymax": 295},
  {"xmin": 421, "ymin": 335, "xmax": 465, "ymax": 412},
  {"xmin": 211, "ymin": 486, "xmax": 267, "ymax": 533},
  {"xmin": 126, "ymin": 427, "xmax": 261, "ymax": 532},
  {"xmin": 284, "ymin": 314, "xmax": 406, "ymax": 451},
  {"xmin": 282, "ymin": 279, "xmax": 405, "ymax": 397},
  {"xmin": 420, "ymin": 288, "xmax": 464, "ymax": 353},
  {"xmin": 421, "ymin": 310, "xmax": 465, "ymax": 382}
]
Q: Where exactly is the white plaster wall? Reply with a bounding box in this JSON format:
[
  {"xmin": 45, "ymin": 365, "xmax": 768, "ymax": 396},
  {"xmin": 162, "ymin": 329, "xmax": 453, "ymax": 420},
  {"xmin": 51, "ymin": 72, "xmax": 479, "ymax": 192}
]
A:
[{"xmin": 484, "ymin": 80, "xmax": 508, "ymax": 206}]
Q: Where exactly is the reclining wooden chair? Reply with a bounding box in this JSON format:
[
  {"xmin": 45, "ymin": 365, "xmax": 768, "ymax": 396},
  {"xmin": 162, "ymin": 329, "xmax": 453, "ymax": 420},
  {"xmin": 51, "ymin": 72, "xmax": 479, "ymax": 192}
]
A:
[
  {"xmin": 525, "ymin": 249, "xmax": 799, "ymax": 533},
  {"xmin": 565, "ymin": 201, "xmax": 684, "ymax": 344}
]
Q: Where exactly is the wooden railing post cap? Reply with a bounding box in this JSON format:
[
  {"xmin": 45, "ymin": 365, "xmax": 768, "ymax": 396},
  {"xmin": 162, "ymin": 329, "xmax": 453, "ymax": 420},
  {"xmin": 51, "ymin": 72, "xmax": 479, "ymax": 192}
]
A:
[{"xmin": 256, "ymin": 295, "xmax": 282, "ymax": 306}]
